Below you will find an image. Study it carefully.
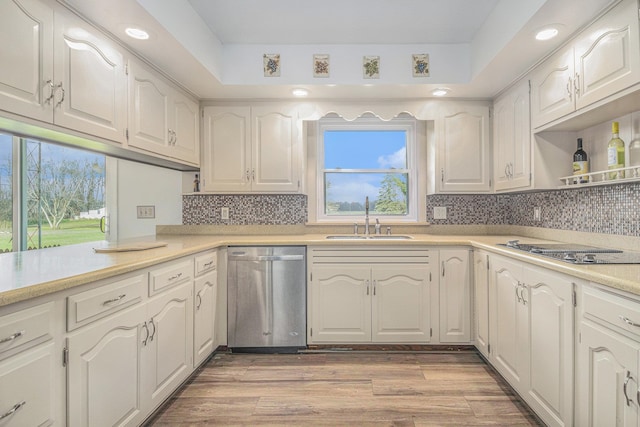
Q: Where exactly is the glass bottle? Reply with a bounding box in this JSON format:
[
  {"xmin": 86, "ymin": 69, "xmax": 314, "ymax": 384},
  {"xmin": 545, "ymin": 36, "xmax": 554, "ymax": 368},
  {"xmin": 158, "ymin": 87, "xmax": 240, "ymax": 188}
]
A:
[
  {"xmin": 607, "ymin": 121, "xmax": 625, "ymax": 179},
  {"xmin": 572, "ymin": 138, "xmax": 589, "ymax": 183}
]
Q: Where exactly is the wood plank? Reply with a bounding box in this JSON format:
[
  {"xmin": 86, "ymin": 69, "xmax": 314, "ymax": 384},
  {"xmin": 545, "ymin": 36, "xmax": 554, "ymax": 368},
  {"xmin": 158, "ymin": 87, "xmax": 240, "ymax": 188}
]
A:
[{"xmin": 146, "ymin": 352, "xmax": 544, "ymax": 426}]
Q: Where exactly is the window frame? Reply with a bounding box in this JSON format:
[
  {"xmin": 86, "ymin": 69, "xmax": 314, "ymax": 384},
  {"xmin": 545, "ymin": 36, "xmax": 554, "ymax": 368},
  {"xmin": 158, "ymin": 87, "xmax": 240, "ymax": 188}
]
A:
[{"xmin": 315, "ymin": 117, "xmax": 419, "ymax": 223}]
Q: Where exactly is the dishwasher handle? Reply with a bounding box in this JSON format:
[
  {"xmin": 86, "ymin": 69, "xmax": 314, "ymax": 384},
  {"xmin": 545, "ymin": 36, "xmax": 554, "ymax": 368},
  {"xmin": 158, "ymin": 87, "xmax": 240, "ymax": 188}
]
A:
[{"xmin": 228, "ymin": 254, "xmax": 304, "ymax": 262}]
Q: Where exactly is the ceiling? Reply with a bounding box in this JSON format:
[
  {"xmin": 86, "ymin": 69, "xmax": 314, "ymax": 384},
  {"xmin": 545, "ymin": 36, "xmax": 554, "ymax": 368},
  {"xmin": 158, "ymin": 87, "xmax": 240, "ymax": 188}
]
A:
[{"xmin": 63, "ymin": 0, "xmax": 615, "ymax": 100}]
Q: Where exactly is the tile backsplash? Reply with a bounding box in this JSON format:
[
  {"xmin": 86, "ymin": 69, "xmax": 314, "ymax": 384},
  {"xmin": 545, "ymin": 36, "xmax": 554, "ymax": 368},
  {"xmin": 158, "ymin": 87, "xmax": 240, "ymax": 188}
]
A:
[
  {"xmin": 427, "ymin": 181, "xmax": 640, "ymax": 236},
  {"xmin": 183, "ymin": 194, "xmax": 307, "ymax": 225},
  {"xmin": 183, "ymin": 182, "xmax": 640, "ymax": 236}
]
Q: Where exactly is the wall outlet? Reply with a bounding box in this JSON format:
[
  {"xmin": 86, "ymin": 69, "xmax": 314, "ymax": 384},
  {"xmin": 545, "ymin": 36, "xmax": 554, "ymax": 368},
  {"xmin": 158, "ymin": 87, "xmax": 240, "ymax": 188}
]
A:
[
  {"xmin": 533, "ymin": 206, "xmax": 541, "ymax": 222},
  {"xmin": 137, "ymin": 205, "xmax": 155, "ymax": 219},
  {"xmin": 221, "ymin": 207, "xmax": 230, "ymax": 220},
  {"xmin": 433, "ymin": 206, "xmax": 447, "ymax": 220}
]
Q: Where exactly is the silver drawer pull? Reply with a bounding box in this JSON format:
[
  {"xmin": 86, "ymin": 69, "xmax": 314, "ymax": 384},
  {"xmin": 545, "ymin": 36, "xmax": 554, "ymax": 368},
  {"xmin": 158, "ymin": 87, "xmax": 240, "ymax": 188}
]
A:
[
  {"xmin": 0, "ymin": 401, "xmax": 26, "ymax": 421},
  {"xmin": 203, "ymin": 261, "xmax": 214, "ymax": 268},
  {"xmin": 103, "ymin": 294, "xmax": 126, "ymax": 305},
  {"xmin": 620, "ymin": 315, "xmax": 640, "ymax": 328},
  {"xmin": 0, "ymin": 330, "xmax": 25, "ymax": 345},
  {"xmin": 168, "ymin": 272, "xmax": 183, "ymax": 281}
]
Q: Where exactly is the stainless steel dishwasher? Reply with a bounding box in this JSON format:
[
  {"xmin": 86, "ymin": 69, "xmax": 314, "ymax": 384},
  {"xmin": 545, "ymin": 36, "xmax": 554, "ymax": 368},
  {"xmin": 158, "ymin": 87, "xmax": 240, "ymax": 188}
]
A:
[{"xmin": 227, "ymin": 246, "xmax": 306, "ymax": 352}]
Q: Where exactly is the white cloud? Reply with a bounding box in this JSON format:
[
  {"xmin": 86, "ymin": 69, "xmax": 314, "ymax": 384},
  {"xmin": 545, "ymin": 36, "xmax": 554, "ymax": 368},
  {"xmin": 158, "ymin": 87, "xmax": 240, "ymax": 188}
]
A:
[{"xmin": 377, "ymin": 147, "xmax": 406, "ymax": 169}]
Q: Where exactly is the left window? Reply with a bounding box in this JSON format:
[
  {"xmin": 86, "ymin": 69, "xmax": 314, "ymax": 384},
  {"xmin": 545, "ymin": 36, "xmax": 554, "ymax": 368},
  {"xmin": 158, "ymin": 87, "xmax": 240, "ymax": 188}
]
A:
[{"xmin": 0, "ymin": 133, "xmax": 106, "ymax": 252}]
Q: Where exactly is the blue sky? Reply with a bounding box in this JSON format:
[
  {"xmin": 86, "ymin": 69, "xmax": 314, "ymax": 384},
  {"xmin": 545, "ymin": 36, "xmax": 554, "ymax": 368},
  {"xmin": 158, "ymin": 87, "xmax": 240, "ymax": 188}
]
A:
[{"xmin": 323, "ymin": 130, "xmax": 407, "ymax": 204}]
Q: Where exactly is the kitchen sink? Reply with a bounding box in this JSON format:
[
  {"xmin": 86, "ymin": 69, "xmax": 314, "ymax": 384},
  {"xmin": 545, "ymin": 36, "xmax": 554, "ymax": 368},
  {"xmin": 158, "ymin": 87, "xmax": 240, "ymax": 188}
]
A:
[{"xmin": 325, "ymin": 235, "xmax": 413, "ymax": 240}]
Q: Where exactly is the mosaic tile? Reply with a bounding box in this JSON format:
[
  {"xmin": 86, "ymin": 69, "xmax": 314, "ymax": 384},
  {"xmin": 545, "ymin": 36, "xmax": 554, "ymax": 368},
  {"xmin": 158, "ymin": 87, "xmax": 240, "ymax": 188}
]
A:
[{"xmin": 183, "ymin": 181, "xmax": 640, "ymax": 237}]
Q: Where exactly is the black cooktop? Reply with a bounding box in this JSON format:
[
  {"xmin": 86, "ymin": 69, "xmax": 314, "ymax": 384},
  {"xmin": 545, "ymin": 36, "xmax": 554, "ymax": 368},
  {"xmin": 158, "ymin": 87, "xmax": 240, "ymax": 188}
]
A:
[{"xmin": 497, "ymin": 241, "xmax": 640, "ymax": 264}]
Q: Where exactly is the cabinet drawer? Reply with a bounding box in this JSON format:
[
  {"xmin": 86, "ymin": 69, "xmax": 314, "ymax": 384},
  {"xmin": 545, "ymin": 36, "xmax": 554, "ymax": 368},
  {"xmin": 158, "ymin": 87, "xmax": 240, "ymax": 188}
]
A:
[
  {"xmin": 195, "ymin": 251, "xmax": 217, "ymax": 276},
  {"xmin": 583, "ymin": 284, "xmax": 640, "ymax": 338},
  {"xmin": 67, "ymin": 274, "xmax": 144, "ymax": 331},
  {"xmin": 149, "ymin": 258, "xmax": 193, "ymax": 296},
  {"xmin": 0, "ymin": 302, "xmax": 55, "ymax": 360}
]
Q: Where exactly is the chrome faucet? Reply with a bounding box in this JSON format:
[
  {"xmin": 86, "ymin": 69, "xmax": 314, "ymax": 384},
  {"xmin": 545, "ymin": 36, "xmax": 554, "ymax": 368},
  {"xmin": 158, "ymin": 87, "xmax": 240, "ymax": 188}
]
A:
[
  {"xmin": 375, "ymin": 218, "xmax": 381, "ymax": 235},
  {"xmin": 364, "ymin": 196, "xmax": 370, "ymax": 235}
]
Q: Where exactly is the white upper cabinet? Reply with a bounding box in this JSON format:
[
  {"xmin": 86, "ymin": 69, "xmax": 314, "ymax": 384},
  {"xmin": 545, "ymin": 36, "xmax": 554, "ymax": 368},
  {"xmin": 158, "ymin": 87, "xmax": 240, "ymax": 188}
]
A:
[
  {"xmin": 53, "ymin": 10, "xmax": 127, "ymax": 144},
  {"xmin": 531, "ymin": 0, "xmax": 640, "ymax": 129},
  {"xmin": 128, "ymin": 60, "xmax": 199, "ymax": 165},
  {"xmin": 0, "ymin": 0, "xmax": 54, "ymax": 122},
  {"xmin": 493, "ymin": 80, "xmax": 531, "ymax": 192},
  {"xmin": 0, "ymin": 0, "xmax": 128, "ymax": 143},
  {"xmin": 437, "ymin": 103, "xmax": 491, "ymax": 193},
  {"xmin": 201, "ymin": 104, "xmax": 301, "ymax": 193}
]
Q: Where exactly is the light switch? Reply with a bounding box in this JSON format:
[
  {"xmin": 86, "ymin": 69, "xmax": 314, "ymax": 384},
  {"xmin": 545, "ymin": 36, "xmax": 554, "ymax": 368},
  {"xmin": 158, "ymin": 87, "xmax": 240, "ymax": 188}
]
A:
[{"xmin": 433, "ymin": 206, "xmax": 447, "ymax": 220}]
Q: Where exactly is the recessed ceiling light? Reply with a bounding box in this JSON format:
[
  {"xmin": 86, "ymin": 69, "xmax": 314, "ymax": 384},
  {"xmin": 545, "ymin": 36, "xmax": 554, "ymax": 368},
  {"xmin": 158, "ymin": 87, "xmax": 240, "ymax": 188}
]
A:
[
  {"xmin": 292, "ymin": 88, "xmax": 309, "ymax": 97},
  {"xmin": 535, "ymin": 27, "xmax": 559, "ymax": 41},
  {"xmin": 125, "ymin": 27, "xmax": 149, "ymax": 40},
  {"xmin": 432, "ymin": 88, "xmax": 449, "ymax": 97}
]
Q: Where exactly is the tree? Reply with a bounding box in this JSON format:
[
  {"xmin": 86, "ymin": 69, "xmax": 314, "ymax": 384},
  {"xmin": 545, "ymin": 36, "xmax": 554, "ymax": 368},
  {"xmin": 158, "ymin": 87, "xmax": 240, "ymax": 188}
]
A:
[
  {"xmin": 29, "ymin": 157, "xmax": 104, "ymax": 229},
  {"xmin": 375, "ymin": 174, "xmax": 407, "ymax": 214}
]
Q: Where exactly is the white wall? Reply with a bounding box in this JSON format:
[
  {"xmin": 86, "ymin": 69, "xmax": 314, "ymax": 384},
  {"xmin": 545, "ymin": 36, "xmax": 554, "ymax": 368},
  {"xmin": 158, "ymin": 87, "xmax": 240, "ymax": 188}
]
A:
[{"xmin": 110, "ymin": 159, "xmax": 183, "ymax": 240}]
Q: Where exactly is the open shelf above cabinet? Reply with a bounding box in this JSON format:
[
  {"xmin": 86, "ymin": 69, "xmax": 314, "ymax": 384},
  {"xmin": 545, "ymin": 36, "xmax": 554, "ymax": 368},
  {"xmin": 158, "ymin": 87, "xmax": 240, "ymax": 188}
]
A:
[{"xmin": 558, "ymin": 165, "xmax": 640, "ymax": 188}]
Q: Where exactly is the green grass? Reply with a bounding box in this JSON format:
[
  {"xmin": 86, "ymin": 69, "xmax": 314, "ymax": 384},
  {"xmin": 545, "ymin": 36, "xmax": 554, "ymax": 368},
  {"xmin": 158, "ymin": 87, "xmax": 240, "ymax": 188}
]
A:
[{"xmin": 0, "ymin": 219, "xmax": 104, "ymax": 252}]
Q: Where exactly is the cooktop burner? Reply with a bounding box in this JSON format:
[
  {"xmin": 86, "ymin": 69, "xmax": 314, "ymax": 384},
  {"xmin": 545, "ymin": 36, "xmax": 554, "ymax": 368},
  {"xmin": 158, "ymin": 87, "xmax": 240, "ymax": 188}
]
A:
[{"xmin": 497, "ymin": 240, "xmax": 640, "ymax": 264}]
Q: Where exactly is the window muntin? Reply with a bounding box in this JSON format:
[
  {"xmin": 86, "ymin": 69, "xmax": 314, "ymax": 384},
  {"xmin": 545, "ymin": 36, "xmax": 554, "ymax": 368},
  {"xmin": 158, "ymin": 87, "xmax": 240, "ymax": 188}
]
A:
[
  {"xmin": 0, "ymin": 134, "xmax": 12, "ymax": 252},
  {"xmin": 317, "ymin": 118, "xmax": 417, "ymax": 222}
]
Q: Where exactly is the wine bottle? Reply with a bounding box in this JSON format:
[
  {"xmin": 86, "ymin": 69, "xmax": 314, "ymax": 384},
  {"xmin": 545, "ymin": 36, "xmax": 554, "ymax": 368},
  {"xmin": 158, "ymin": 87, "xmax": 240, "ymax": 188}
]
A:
[
  {"xmin": 607, "ymin": 121, "xmax": 625, "ymax": 179},
  {"xmin": 572, "ymin": 138, "xmax": 589, "ymax": 183}
]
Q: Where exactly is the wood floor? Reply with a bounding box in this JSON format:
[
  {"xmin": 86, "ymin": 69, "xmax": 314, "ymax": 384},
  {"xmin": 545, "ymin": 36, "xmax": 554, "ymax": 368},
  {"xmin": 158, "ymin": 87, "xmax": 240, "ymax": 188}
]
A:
[{"xmin": 146, "ymin": 351, "xmax": 543, "ymax": 426}]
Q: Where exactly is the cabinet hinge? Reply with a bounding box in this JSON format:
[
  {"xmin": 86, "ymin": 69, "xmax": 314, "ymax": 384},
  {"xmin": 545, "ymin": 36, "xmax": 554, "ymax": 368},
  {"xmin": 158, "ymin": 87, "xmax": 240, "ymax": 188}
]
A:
[
  {"xmin": 529, "ymin": 173, "xmax": 532, "ymax": 183},
  {"xmin": 488, "ymin": 344, "xmax": 491, "ymax": 354},
  {"xmin": 429, "ymin": 272, "xmax": 432, "ymax": 282},
  {"xmin": 201, "ymin": 109, "xmax": 204, "ymax": 118},
  {"xmin": 486, "ymin": 255, "xmax": 489, "ymax": 270},
  {"xmin": 572, "ymin": 289, "xmax": 577, "ymax": 307},
  {"xmin": 62, "ymin": 347, "xmax": 69, "ymax": 367},
  {"xmin": 125, "ymin": 63, "xmax": 129, "ymax": 76},
  {"xmin": 310, "ymin": 272, "xmax": 313, "ymax": 282},
  {"xmin": 430, "ymin": 328, "xmax": 433, "ymax": 338},
  {"xmin": 310, "ymin": 327, "xmax": 313, "ymax": 337},
  {"xmin": 125, "ymin": 128, "xmax": 129, "ymax": 140},
  {"xmin": 489, "ymin": 178, "xmax": 492, "ymax": 188}
]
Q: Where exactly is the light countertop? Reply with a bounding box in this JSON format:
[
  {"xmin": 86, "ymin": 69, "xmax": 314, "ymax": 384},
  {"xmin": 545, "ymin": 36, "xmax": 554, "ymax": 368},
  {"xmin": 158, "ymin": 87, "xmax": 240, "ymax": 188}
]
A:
[{"xmin": 2, "ymin": 233, "xmax": 640, "ymax": 308}]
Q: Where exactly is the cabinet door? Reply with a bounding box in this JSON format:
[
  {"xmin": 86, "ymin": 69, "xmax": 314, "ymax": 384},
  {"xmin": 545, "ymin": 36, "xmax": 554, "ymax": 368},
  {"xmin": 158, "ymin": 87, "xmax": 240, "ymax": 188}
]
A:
[
  {"xmin": 473, "ymin": 251, "xmax": 490, "ymax": 357},
  {"xmin": 576, "ymin": 320, "xmax": 639, "ymax": 427},
  {"xmin": 493, "ymin": 95, "xmax": 513, "ymax": 189},
  {"xmin": 371, "ymin": 264, "xmax": 432, "ymax": 343},
  {"xmin": 530, "ymin": 46, "xmax": 575, "ymax": 129},
  {"xmin": 170, "ymin": 91, "xmax": 199, "ymax": 165},
  {"xmin": 438, "ymin": 104, "xmax": 491, "ymax": 192},
  {"xmin": 251, "ymin": 105, "xmax": 301, "ymax": 192},
  {"xmin": 439, "ymin": 249, "xmax": 471, "ymax": 343},
  {"xmin": 67, "ymin": 306, "xmax": 146, "ymax": 427},
  {"xmin": 0, "ymin": 0, "xmax": 54, "ymax": 122},
  {"xmin": 525, "ymin": 266, "xmax": 575, "ymax": 427},
  {"xmin": 201, "ymin": 106, "xmax": 251, "ymax": 192},
  {"xmin": 128, "ymin": 61, "xmax": 171, "ymax": 155},
  {"xmin": 143, "ymin": 282, "xmax": 193, "ymax": 412},
  {"xmin": 489, "ymin": 256, "xmax": 529, "ymax": 391},
  {"xmin": 309, "ymin": 264, "xmax": 371, "ymax": 343},
  {"xmin": 0, "ymin": 342, "xmax": 60, "ymax": 426},
  {"xmin": 194, "ymin": 271, "xmax": 217, "ymax": 367},
  {"xmin": 53, "ymin": 11, "xmax": 127, "ymax": 143},
  {"xmin": 574, "ymin": 0, "xmax": 640, "ymax": 110}
]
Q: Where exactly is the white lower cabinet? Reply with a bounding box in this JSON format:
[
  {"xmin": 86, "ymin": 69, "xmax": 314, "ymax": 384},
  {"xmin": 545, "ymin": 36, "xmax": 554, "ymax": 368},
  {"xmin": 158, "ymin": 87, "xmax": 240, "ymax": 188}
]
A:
[
  {"xmin": 67, "ymin": 305, "xmax": 146, "ymax": 427},
  {"xmin": 66, "ymin": 260, "xmax": 196, "ymax": 427},
  {"xmin": 0, "ymin": 342, "xmax": 60, "ymax": 426},
  {"xmin": 473, "ymin": 250, "xmax": 490, "ymax": 358},
  {"xmin": 439, "ymin": 249, "xmax": 471, "ymax": 343},
  {"xmin": 308, "ymin": 247, "xmax": 436, "ymax": 344},
  {"xmin": 576, "ymin": 283, "xmax": 640, "ymax": 427},
  {"xmin": 487, "ymin": 253, "xmax": 576, "ymax": 427},
  {"xmin": 193, "ymin": 270, "xmax": 218, "ymax": 367}
]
